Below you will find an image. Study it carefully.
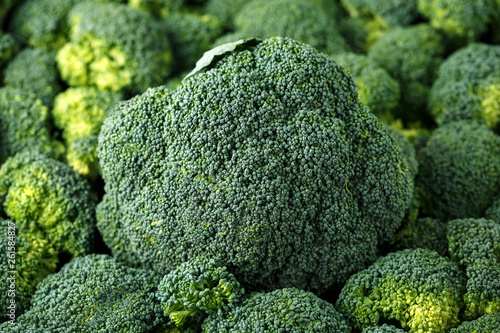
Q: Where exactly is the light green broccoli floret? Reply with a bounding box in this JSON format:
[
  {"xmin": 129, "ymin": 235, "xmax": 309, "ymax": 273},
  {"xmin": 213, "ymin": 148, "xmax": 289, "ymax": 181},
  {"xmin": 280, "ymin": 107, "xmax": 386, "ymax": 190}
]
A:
[
  {"xmin": 129, "ymin": 0, "xmax": 182, "ymax": 18},
  {"xmin": 57, "ymin": 1, "xmax": 173, "ymax": 94},
  {"xmin": 392, "ymin": 217, "xmax": 448, "ymax": 256},
  {"xmin": 97, "ymin": 37, "xmax": 413, "ymax": 293},
  {"xmin": 336, "ymin": 248, "xmax": 466, "ymax": 333},
  {"xmin": 202, "ymin": 288, "xmax": 352, "ymax": 332},
  {"xmin": 65, "ymin": 135, "xmax": 100, "ymax": 180},
  {"xmin": 463, "ymin": 262, "xmax": 500, "ymax": 320},
  {"xmin": 361, "ymin": 324, "xmax": 406, "ymax": 333},
  {"xmin": 3, "ymin": 48, "xmax": 62, "ymax": 108},
  {"xmin": 0, "ymin": 150, "xmax": 97, "ymax": 257},
  {"xmin": 0, "ymin": 32, "xmax": 21, "ymax": 75},
  {"xmin": 9, "ymin": 254, "xmax": 165, "ymax": 332},
  {"xmin": 448, "ymin": 312, "xmax": 500, "ymax": 333},
  {"xmin": 156, "ymin": 257, "xmax": 244, "ymax": 330}
]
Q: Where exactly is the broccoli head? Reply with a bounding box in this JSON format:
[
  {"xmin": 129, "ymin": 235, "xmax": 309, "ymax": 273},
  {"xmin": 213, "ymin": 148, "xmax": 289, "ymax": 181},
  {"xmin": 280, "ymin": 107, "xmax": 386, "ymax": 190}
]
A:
[
  {"xmin": 391, "ymin": 217, "xmax": 448, "ymax": 256},
  {"xmin": 203, "ymin": 0, "xmax": 249, "ymax": 30},
  {"xmin": 202, "ymin": 288, "xmax": 352, "ymax": 332},
  {"xmin": 129, "ymin": 0, "xmax": 182, "ymax": 18},
  {"xmin": 0, "ymin": 32, "xmax": 21, "ymax": 76},
  {"xmin": 97, "ymin": 37, "xmax": 413, "ymax": 293},
  {"xmin": 463, "ymin": 262, "xmax": 500, "ymax": 320},
  {"xmin": 336, "ymin": 248, "xmax": 466, "ymax": 333},
  {"xmin": 448, "ymin": 312, "xmax": 500, "ymax": 333},
  {"xmin": 361, "ymin": 325, "xmax": 406, "ymax": 333}
]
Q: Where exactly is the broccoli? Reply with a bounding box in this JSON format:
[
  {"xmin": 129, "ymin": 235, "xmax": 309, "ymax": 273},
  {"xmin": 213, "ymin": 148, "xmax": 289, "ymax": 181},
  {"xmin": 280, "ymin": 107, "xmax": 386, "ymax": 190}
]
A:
[
  {"xmin": 203, "ymin": 0, "xmax": 251, "ymax": 30},
  {"xmin": 97, "ymin": 37, "xmax": 413, "ymax": 293},
  {"xmin": 3, "ymin": 254, "xmax": 165, "ymax": 332},
  {"xmin": 448, "ymin": 312, "xmax": 500, "ymax": 333},
  {"xmin": 485, "ymin": 196, "xmax": 500, "ymax": 221},
  {"xmin": 0, "ymin": 32, "xmax": 20, "ymax": 76},
  {"xmin": 202, "ymin": 288, "xmax": 352, "ymax": 332},
  {"xmin": 368, "ymin": 24, "xmax": 444, "ymax": 122},
  {"xmin": 463, "ymin": 262, "xmax": 500, "ymax": 320},
  {"xmin": 129, "ymin": 0, "xmax": 182, "ymax": 18},
  {"xmin": 0, "ymin": 218, "xmax": 59, "ymax": 322},
  {"xmin": 361, "ymin": 325, "xmax": 406, "ymax": 333},
  {"xmin": 334, "ymin": 52, "xmax": 401, "ymax": 122},
  {"xmin": 57, "ymin": 1, "xmax": 173, "ymax": 94},
  {"xmin": 52, "ymin": 87, "xmax": 122, "ymax": 178},
  {"xmin": 3, "ymin": 48, "xmax": 62, "ymax": 108},
  {"xmin": 336, "ymin": 248, "xmax": 466, "ymax": 333},
  {"xmin": 416, "ymin": 121, "xmax": 500, "ymax": 220},
  {"xmin": 429, "ymin": 43, "xmax": 500, "ymax": 131},
  {"xmin": 391, "ymin": 217, "xmax": 448, "ymax": 256},
  {"xmin": 382, "ymin": 124, "xmax": 418, "ymax": 178},
  {"xmin": 156, "ymin": 257, "xmax": 244, "ymax": 330},
  {"xmin": 0, "ymin": 150, "xmax": 97, "ymax": 257}
]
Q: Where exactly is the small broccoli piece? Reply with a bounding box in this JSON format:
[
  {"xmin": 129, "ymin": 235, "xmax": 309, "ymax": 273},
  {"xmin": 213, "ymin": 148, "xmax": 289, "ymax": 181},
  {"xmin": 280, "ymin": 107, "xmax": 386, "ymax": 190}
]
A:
[
  {"xmin": 202, "ymin": 288, "xmax": 352, "ymax": 332},
  {"xmin": 336, "ymin": 248, "xmax": 466, "ymax": 333},
  {"xmin": 485, "ymin": 196, "xmax": 500, "ymax": 221},
  {"xmin": 416, "ymin": 122, "xmax": 500, "ymax": 220},
  {"xmin": 391, "ymin": 218, "xmax": 448, "ymax": 256},
  {"xmin": 429, "ymin": 43, "xmax": 500, "ymax": 131},
  {"xmin": 129, "ymin": 0, "xmax": 182, "ymax": 18},
  {"xmin": 0, "ymin": 218, "xmax": 59, "ymax": 321},
  {"xmin": 0, "ymin": 32, "xmax": 21, "ymax": 76},
  {"xmin": 463, "ymin": 262, "xmax": 500, "ymax": 320},
  {"xmin": 447, "ymin": 218, "xmax": 500, "ymax": 267},
  {"xmin": 156, "ymin": 257, "xmax": 244, "ymax": 330},
  {"xmin": 66, "ymin": 135, "xmax": 100, "ymax": 180},
  {"xmin": 10, "ymin": 254, "xmax": 165, "ymax": 332},
  {"xmin": 368, "ymin": 24, "xmax": 444, "ymax": 122},
  {"xmin": 3, "ymin": 48, "xmax": 62, "ymax": 108},
  {"xmin": 57, "ymin": 1, "xmax": 173, "ymax": 94},
  {"xmin": 334, "ymin": 52, "xmax": 401, "ymax": 122},
  {"xmin": 0, "ymin": 87, "xmax": 63, "ymax": 163},
  {"xmin": 448, "ymin": 312, "xmax": 500, "ymax": 333},
  {"xmin": 361, "ymin": 325, "xmax": 406, "ymax": 333},
  {"xmin": 203, "ymin": 0, "xmax": 249, "ymax": 30},
  {"xmin": 97, "ymin": 37, "xmax": 413, "ymax": 292},
  {"xmin": 0, "ymin": 150, "xmax": 97, "ymax": 257}
]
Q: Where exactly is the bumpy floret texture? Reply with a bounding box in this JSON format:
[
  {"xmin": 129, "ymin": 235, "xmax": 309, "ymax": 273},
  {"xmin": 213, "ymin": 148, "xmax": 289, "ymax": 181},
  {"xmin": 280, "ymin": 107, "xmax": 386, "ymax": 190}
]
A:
[
  {"xmin": 448, "ymin": 312, "xmax": 500, "ymax": 333},
  {"xmin": 463, "ymin": 262, "xmax": 500, "ymax": 320},
  {"xmin": 57, "ymin": 1, "xmax": 172, "ymax": 94},
  {"xmin": 429, "ymin": 43, "xmax": 500, "ymax": 130},
  {"xmin": 361, "ymin": 325, "xmax": 406, "ymax": 333},
  {"xmin": 416, "ymin": 122, "xmax": 500, "ymax": 220},
  {"xmin": 392, "ymin": 217, "xmax": 448, "ymax": 256},
  {"xmin": 202, "ymin": 288, "xmax": 352, "ymax": 332},
  {"xmin": 97, "ymin": 37, "xmax": 413, "ymax": 293},
  {"xmin": 336, "ymin": 248, "xmax": 466, "ymax": 333},
  {"xmin": 0, "ymin": 150, "xmax": 97, "ymax": 257},
  {"xmin": 9, "ymin": 254, "xmax": 165, "ymax": 332},
  {"xmin": 156, "ymin": 257, "xmax": 244, "ymax": 329},
  {"xmin": 383, "ymin": 124, "xmax": 418, "ymax": 177}
]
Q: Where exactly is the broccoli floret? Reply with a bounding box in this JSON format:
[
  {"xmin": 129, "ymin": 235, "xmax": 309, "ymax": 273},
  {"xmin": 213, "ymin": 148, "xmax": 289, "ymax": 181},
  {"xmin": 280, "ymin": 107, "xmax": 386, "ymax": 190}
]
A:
[
  {"xmin": 485, "ymin": 196, "xmax": 500, "ymax": 221},
  {"xmin": 0, "ymin": 87, "xmax": 63, "ymax": 163},
  {"xmin": 129, "ymin": 0, "xmax": 182, "ymax": 18},
  {"xmin": 391, "ymin": 218, "xmax": 448, "ymax": 256},
  {"xmin": 463, "ymin": 262, "xmax": 500, "ymax": 320},
  {"xmin": 0, "ymin": 32, "xmax": 21, "ymax": 76},
  {"xmin": 334, "ymin": 52, "xmax": 401, "ymax": 122},
  {"xmin": 202, "ymin": 288, "xmax": 352, "ymax": 332},
  {"xmin": 3, "ymin": 48, "xmax": 62, "ymax": 108},
  {"xmin": 429, "ymin": 43, "xmax": 500, "ymax": 131},
  {"xmin": 97, "ymin": 37, "xmax": 413, "ymax": 292},
  {"xmin": 448, "ymin": 312, "xmax": 500, "ymax": 333},
  {"xmin": 383, "ymin": 124, "xmax": 418, "ymax": 178},
  {"xmin": 361, "ymin": 325, "xmax": 406, "ymax": 333},
  {"xmin": 368, "ymin": 24, "xmax": 444, "ymax": 122},
  {"xmin": 0, "ymin": 150, "xmax": 97, "ymax": 257},
  {"xmin": 416, "ymin": 122, "xmax": 500, "ymax": 220},
  {"xmin": 447, "ymin": 218, "xmax": 500, "ymax": 267},
  {"xmin": 156, "ymin": 257, "xmax": 244, "ymax": 330},
  {"xmin": 336, "ymin": 248, "xmax": 466, "ymax": 333},
  {"xmin": 57, "ymin": 1, "xmax": 173, "ymax": 94},
  {"xmin": 203, "ymin": 0, "xmax": 250, "ymax": 30},
  {"xmin": 8, "ymin": 254, "xmax": 165, "ymax": 332},
  {"xmin": 0, "ymin": 218, "xmax": 59, "ymax": 321}
]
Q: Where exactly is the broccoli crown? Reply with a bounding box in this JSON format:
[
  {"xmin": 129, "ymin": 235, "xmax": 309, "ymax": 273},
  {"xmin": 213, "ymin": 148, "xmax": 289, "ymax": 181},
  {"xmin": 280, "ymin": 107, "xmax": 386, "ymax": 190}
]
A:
[
  {"xmin": 361, "ymin": 324, "xmax": 406, "ymax": 333},
  {"xmin": 3, "ymin": 48, "xmax": 62, "ymax": 108},
  {"xmin": 392, "ymin": 217, "xmax": 448, "ymax": 256},
  {"xmin": 447, "ymin": 218, "xmax": 500, "ymax": 267},
  {"xmin": 57, "ymin": 1, "xmax": 172, "ymax": 94},
  {"xmin": 429, "ymin": 43, "xmax": 500, "ymax": 130},
  {"xmin": 0, "ymin": 87, "xmax": 62, "ymax": 163},
  {"xmin": 463, "ymin": 262, "xmax": 500, "ymax": 320},
  {"xmin": 97, "ymin": 37, "xmax": 413, "ymax": 292},
  {"xmin": 334, "ymin": 52, "xmax": 401, "ymax": 119},
  {"xmin": 203, "ymin": 0, "xmax": 249, "ymax": 29},
  {"xmin": 0, "ymin": 150, "xmax": 97, "ymax": 257},
  {"xmin": 12, "ymin": 254, "xmax": 165, "ymax": 332},
  {"xmin": 156, "ymin": 257, "xmax": 245, "ymax": 329},
  {"xmin": 0, "ymin": 218, "xmax": 59, "ymax": 321},
  {"xmin": 448, "ymin": 312, "xmax": 500, "ymax": 333},
  {"xmin": 202, "ymin": 288, "xmax": 352, "ymax": 332},
  {"xmin": 368, "ymin": 24, "xmax": 444, "ymax": 120},
  {"xmin": 341, "ymin": 0, "xmax": 419, "ymax": 27},
  {"xmin": 336, "ymin": 248, "xmax": 466, "ymax": 333},
  {"xmin": 416, "ymin": 121, "xmax": 500, "ymax": 220},
  {"xmin": 0, "ymin": 32, "xmax": 20, "ymax": 73},
  {"xmin": 129, "ymin": 0, "xmax": 182, "ymax": 18}
]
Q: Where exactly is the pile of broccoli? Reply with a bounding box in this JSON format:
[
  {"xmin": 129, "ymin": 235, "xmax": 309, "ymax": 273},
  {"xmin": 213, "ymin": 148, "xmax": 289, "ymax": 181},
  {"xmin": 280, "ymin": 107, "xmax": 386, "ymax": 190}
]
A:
[{"xmin": 1, "ymin": 0, "xmax": 500, "ymax": 332}]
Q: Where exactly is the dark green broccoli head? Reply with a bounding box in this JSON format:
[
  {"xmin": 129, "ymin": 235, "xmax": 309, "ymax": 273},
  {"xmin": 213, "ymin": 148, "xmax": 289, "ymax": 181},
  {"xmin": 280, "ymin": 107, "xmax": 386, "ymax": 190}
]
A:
[
  {"xmin": 336, "ymin": 248, "xmax": 466, "ymax": 333},
  {"xmin": 3, "ymin": 48, "xmax": 62, "ymax": 108},
  {"xmin": 334, "ymin": 52, "xmax": 401, "ymax": 120},
  {"xmin": 0, "ymin": 218, "xmax": 59, "ymax": 321},
  {"xmin": 0, "ymin": 32, "xmax": 21, "ymax": 75},
  {"xmin": 129, "ymin": 0, "xmax": 182, "ymax": 18},
  {"xmin": 416, "ymin": 122, "xmax": 500, "ymax": 220},
  {"xmin": 447, "ymin": 218, "xmax": 500, "ymax": 267},
  {"xmin": 368, "ymin": 24, "xmax": 444, "ymax": 121},
  {"xmin": 97, "ymin": 37, "xmax": 413, "ymax": 293},
  {"xmin": 0, "ymin": 150, "xmax": 97, "ymax": 257},
  {"xmin": 156, "ymin": 257, "xmax": 244, "ymax": 330},
  {"xmin": 57, "ymin": 1, "xmax": 173, "ymax": 94},
  {"xmin": 392, "ymin": 217, "xmax": 448, "ymax": 256},
  {"xmin": 448, "ymin": 312, "xmax": 500, "ymax": 333},
  {"xmin": 361, "ymin": 324, "xmax": 406, "ymax": 333},
  {"xmin": 485, "ymin": 196, "xmax": 500, "ymax": 221},
  {"xmin": 202, "ymin": 288, "xmax": 352, "ymax": 332},
  {"xmin": 429, "ymin": 43, "xmax": 500, "ymax": 130},
  {"xmin": 12, "ymin": 254, "xmax": 165, "ymax": 332},
  {"xmin": 463, "ymin": 262, "xmax": 500, "ymax": 320}
]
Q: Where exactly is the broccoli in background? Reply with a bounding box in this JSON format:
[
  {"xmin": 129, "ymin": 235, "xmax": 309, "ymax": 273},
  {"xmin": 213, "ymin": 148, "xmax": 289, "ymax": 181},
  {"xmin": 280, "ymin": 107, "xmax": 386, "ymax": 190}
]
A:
[
  {"xmin": 391, "ymin": 217, "xmax": 448, "ymax": 256},
  {"xmin": 129, "ymin": 0, "xmax": 182, "ymax": 18},
  {"xmin": 203, "ymin": 0, "xmax": 248, "ymax": 30},
  {"xmin": 202, "ymin": 288, "xmax": 352, "ymax": 332},
  {"xmin": 485, "ymin": 196, "xmax": 500, "ymax": 221},
  {"xmin": 361, "ymin": 325, "xmax": 406, "ymax": 333},
  {"xmin": 448, "ymin": 312, "xmax": 500, "ymax": 333},
  {"xmin": 0, "ymin": 32, "xmax": 20, "ymax": 77},
  {"xmin": 336, "ymin": 248, "xmax": 466, "ymax": 333}
]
